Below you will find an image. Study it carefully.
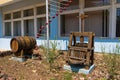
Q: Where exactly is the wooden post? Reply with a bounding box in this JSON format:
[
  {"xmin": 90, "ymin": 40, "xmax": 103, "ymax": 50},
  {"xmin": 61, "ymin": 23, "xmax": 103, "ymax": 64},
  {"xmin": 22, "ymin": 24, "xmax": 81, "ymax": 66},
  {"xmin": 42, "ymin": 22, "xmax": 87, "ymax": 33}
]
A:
[{"xmin": 80, "ymin": 14, "xmax": 88, "ymax": 32}]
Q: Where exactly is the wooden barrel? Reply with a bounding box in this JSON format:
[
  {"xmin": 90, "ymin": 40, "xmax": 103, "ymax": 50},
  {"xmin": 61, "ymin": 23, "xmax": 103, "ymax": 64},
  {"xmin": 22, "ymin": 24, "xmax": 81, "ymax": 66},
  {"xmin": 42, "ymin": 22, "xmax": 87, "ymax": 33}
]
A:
[{"xmin": 10, "ymin": 36, "xmax": 36, "ymax": 53}]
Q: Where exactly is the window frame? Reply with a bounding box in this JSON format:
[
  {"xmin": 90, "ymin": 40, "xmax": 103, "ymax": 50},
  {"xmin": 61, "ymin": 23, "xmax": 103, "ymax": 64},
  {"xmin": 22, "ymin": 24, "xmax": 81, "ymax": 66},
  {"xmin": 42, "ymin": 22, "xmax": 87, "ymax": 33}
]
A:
[
  {"xmin": 13, "ymin": 21, "xmax": 22, "ymax": 36},
  {"xmin": 59, "ymin": 0, "xmax": 113, "ymax": 38},
  {"xmin": 23, "ymin": 8, "xmax": 34, "ymax": 17},
  {"xmin": 84, "ymin": 0, "xmax": 111, "ymax": 8},
  {"xmin": 59, "ymin": 0, "xmax": 79, "ymax": 37},
  {"xmin": 3, "ymin": 4, "xmax": 46, "ymax": 37},
  {"xmin": 4, "ymin": 22, "xmax": 12, "ymax": 36},
  {"xmin": 13, "ymin": 11, "xmax": 21, "ymax": 19},
  {"xmin": 60, "ymin": 13, "xmax": 79, "ymax": 37}
]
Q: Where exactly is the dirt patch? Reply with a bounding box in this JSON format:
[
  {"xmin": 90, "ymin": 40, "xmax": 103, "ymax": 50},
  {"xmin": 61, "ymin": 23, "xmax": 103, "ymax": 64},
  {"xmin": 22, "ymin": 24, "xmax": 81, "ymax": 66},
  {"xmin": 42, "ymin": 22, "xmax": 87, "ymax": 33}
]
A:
[{"xmin": 0, "ymin": 50, "xmax": 120, "ymax": 80}]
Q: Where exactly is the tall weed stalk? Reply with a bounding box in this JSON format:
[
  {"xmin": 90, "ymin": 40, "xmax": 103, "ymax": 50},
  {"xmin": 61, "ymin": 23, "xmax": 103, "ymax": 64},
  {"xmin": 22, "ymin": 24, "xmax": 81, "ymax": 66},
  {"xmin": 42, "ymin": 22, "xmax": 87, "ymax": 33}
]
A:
[{"xmin": 41, "ymin": 40, "xmax": 59, "ymax": 71}]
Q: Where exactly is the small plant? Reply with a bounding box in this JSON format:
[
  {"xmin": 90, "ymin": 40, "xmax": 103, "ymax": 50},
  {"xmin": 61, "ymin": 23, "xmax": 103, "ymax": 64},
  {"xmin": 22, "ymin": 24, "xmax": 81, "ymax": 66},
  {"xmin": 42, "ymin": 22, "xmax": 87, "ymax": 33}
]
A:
[
  {"xmin": 41, "ymin": 40, "xmax": 60, "ymax": 71},
  {"xmin": 48, "ymin": 40, "xmax": 60, "ymax": 71}
]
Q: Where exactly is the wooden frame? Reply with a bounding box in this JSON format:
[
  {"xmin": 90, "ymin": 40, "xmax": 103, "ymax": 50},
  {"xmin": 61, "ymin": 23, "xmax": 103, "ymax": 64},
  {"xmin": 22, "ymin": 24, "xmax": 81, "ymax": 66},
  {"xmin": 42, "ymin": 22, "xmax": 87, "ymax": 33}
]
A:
[{"xmin": 67, "ymin": 32, "xmax": 95, "ymax": 66}]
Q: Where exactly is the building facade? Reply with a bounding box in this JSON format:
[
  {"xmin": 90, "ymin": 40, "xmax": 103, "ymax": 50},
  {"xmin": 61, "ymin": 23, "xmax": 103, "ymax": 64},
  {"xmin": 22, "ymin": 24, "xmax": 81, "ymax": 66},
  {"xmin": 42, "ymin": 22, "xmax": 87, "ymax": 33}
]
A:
[{"xmin": 0, "ymin": 0, "xmax": 120, "ymax": 53}]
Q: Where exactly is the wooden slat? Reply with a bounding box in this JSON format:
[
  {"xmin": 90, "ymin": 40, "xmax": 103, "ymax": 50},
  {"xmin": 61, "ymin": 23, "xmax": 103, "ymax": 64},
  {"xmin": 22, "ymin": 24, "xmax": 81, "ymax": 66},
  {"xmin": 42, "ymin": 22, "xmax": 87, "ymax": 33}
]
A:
[
  {"xmin": 75, "ymin": 43, "xmax": 88, "ymax": 47},
  {"xmin": 72, "ymin": 32, "xmax": 94, "ymax": 37},
  {"xmin": 69, "ymin": 56, "xmax": 86, "ymax": 61},
  {"xmin": 69, "ymin": 46, "xmax": 94, "ymax": 51},
  {"xmin": 69, "ymin": 59, "xmax": 85, "ymax": 64}
]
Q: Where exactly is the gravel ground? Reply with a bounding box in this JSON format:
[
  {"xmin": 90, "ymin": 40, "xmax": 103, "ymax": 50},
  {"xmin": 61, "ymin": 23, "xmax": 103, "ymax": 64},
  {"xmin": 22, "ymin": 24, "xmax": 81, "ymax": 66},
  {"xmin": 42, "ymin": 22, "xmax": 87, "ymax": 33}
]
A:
[{"xmin": 0, "ymin": 49, "xmax": 120, "ymax": 80}]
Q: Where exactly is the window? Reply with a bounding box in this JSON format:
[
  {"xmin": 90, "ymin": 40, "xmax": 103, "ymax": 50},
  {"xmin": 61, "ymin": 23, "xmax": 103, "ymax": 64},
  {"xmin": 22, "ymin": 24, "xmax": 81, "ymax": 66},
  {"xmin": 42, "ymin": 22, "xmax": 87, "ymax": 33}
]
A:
[
  {"xmin": 84, "ymin": 10, "xmax": 109, "ymax": 37},
  {"xmin": 4, "ymin": 22, "xmax": 11, "ymax": 36},
  {"xmin": 24, "ymin": 19, "xmax": 34, "ymax": 36},
  {"xmin": 37, "ymin": 17, "xmax": 46, "ymax": 35},
  {"xmin": 60, "ymin": 0, "xmax": 79, "ymax": 10},
  {"xmin": 37, "ymin": 6, "xmax": 46, "ymax": 15},
  {"xmin": 85, "ymin": 0, "xmax": 110, "ymax": 8},
  {"xmin": 116, "ymin": 8, "xmax": 120, "ymax": 37},
  {"xmin": 13, "ymin": 21, "xmax": 21, "ymax": 36},
  {"xmin": 4, "ymin": 13, "xmax": 11, "ymax": 20},
  {"xmin": 117, "ymin": 0, "xmax": 120, "ymax": 3},
  {"xmin": 24, "ymin": 8, "xmax": 34, "ymax": 17},
  {"xmin": 60, "ymin": 13, "xmax": 79, "ymax": 36},
  {"xmin": 13, "ymin": 11, "xmax": 21, "ymax": 19}
]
